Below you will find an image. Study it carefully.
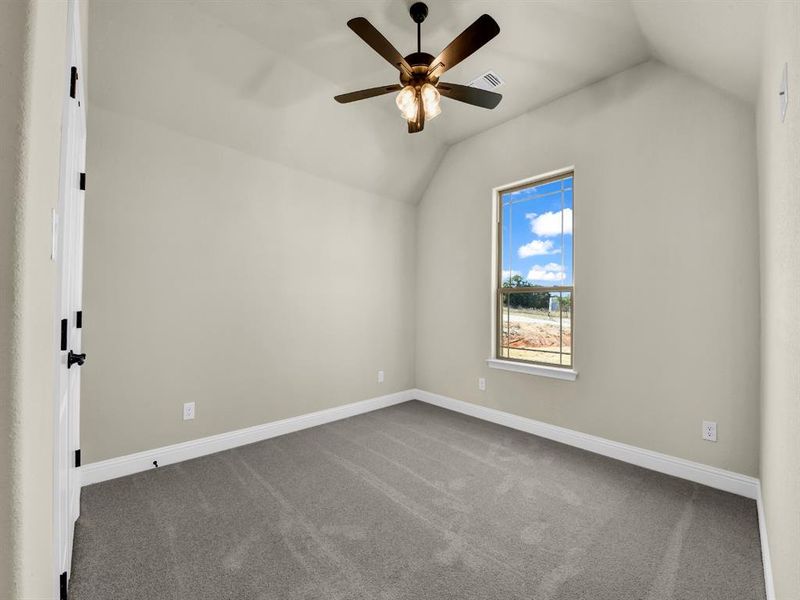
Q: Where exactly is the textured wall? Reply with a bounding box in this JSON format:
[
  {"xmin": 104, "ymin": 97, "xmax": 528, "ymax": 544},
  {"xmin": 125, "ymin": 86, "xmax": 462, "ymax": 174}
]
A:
[
  {"xmin": 757, "ymin": 1, "xmax": 800, "ymax": 597},
  {"xmin": 416, "ymin": 61, "xmax": 761, "ymax": 476},
  {"xmin": 1, "ymin": 0, "xmax": 69, "ymax": 597},
  {"xmin": 0, "ymin": 2, "xmax": 30, "ymax": 595},
  {"xmin": 81, "ymin": 107, "xmax": 417, "ymax": 462}
]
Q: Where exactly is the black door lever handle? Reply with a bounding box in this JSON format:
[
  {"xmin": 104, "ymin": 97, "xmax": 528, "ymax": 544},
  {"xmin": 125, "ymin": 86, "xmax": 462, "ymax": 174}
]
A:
[{"xmin": 67, "ymin": 350, "xmax": 86, "ymax": 369}]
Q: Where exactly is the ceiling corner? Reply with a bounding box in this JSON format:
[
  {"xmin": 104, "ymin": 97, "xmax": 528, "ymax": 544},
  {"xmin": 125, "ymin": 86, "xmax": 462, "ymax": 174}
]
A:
[{"xmin": 630, "ymin": 0, "xmax": 767, "ymax": 104}]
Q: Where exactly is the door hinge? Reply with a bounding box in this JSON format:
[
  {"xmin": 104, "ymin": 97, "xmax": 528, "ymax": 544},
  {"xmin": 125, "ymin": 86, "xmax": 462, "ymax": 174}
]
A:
[
  {"xmin": 60, "ymin": 319, "xmax": 68, "ymax": 352},
  {"xmin": 59, "ymin": 571, "xmax": 68, "ymax": 600},
  {"xmin": 74, "ymin": 449, "xmax": 81, "ymax": 468},
  {"xmin": 79, "ymin": 172, "xmax": 85, "ymax": 191},
  {"xmin": 76, "ymin": 311, "xmax": 82, "ymax": 329},
  {"xmin": 69, "ymin": 66, "xmax": 77, "ymax": 99}
]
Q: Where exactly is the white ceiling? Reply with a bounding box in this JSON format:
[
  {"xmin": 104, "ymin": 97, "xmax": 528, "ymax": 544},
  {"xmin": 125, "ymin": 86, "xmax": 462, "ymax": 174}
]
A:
[
  {"xmin": 631, "ymin": 0, "xmax": 767, "ymax": 102},
  {"xmin": 88, "ymin": 1, "xmax": 765, "ymax": 204}
]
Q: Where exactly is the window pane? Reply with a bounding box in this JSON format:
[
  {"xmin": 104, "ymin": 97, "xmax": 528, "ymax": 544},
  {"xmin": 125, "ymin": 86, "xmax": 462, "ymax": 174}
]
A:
[
  {"xmin": 500, "ymin": 176, "xmax": 573, "ymax": 288},
  {"xmin": 499, "ymin": 290, "xmax": 572, "ymax": 367}
]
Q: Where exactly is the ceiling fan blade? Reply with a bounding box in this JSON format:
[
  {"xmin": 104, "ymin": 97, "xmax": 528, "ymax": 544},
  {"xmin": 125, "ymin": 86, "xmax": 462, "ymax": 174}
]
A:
[
  {"xmin": 334, "ymin": 84, "xmax": 402, "ymax": 104},
  {"xmin": 437, "ymin": 82, "xmax": 502, "ymax": 109},
  {"xmin": 428, "ymin": 14, "xmax": 500, "ymax": 77},
  {"xmin": 347, "ymin": 17, "xmax": 412, "ymax": 74}
]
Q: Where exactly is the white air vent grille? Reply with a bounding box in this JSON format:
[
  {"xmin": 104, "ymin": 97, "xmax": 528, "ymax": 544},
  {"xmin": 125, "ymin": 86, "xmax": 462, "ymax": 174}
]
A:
[{"xmin": 468, "ymin": 70, "xmax": 504, "ymax": 91}]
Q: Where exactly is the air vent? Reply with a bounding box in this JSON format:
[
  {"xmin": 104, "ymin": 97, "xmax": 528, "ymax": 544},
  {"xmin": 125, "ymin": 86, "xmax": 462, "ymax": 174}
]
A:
[{"xmin": 467, "ymin": 70, "xmax": 504, "ymax": 92}]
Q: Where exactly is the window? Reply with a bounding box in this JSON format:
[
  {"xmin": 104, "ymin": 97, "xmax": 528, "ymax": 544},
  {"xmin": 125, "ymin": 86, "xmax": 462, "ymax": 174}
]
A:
[{"xmin": 495, "ymin": 171, "xmax": 574, "ymax": 369}]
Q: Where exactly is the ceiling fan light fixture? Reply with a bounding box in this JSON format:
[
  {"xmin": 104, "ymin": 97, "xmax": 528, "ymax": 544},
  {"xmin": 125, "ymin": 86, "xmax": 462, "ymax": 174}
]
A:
[
  {"xmin": 421, "ymin": 83, "xmax": 441, "ymax": 120},
  {"xmin": 396, "ymin": 85, "xmax": 418, "ymax": 120}
]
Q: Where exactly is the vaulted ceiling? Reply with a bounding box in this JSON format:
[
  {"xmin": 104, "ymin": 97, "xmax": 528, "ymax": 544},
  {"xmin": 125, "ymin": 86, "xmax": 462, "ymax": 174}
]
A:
[{"xmin": 88, "ymin": 0, "xmax": 766, "ymax": 204}]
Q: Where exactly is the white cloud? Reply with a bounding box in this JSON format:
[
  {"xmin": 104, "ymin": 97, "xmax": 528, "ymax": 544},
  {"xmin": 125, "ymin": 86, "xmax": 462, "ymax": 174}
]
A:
[
  {"xmin": 525, "ymin": 208, "xmax": 573, "ymax": 237},
  {"xmin": 518, "ymin": 239, "xmax": 560, "ymax": 258},
  {"xmin": 502, "ymin": 269, "xmax": 521, "ymax": 280},
  {"xmin": 527, "ymin": 262, "xmax": 567, "ymax": 282}
]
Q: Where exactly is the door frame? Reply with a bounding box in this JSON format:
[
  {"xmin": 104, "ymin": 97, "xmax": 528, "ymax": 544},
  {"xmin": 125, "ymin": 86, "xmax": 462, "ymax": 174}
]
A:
[{"xmin": 53, "ymin": 0, "xmax": 85, "ymax": 594}]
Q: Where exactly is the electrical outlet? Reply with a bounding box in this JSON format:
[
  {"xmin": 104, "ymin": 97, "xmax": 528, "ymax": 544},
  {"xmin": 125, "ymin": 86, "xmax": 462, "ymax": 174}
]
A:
[
  {"xmin": 183, "ymin": 402, "xmax": 195, "ymax": 421},
  {"xmin": 478, "ymin": 377, "xmax": 486, "ymax": 391},
  {"xmin": 702, "ymin": 420, "xmax": 717, "ymax": 442},
  {"xmin": 377, "ymin": 370, "xmax": 385, "ymax": 384}
]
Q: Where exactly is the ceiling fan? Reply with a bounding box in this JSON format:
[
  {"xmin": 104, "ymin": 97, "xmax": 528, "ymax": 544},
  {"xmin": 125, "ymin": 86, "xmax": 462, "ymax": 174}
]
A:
[{"xmin": 334, "ymin": 2, "xmax": 502, "ymax": 134}]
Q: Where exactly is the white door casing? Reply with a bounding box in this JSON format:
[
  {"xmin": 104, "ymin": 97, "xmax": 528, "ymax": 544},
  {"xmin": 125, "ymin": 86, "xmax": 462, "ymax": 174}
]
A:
[{"xmin": 54, "ymin": 0, "xmax": 85, "ymax": 591}]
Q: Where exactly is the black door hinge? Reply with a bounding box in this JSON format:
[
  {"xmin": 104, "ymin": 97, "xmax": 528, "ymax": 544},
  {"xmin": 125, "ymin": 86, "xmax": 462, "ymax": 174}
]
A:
[
  {"xmin": 79, "ymin": 173, "xmax": 85, "ymax": 191},
  {"xmin": 59, "ymin": 571, "xmax": 68, "ymax": 600},
  {"xmin": 69, "ymin": 67, "xmax": 77, "ymax": 99},
  {"xmin": 76, "ymin": 311, "xmax": 82, "ymax": 328},
  {"xmin": 69, "ymin": 67, "xmax": 78, "ymax": 99},
  {"xmin": 74, "ymin": 449, "xmax": 81, "ymax": 468},
  {"xmin": 60, "ymin": 319, "xmax": 68, "ymax": 351}
]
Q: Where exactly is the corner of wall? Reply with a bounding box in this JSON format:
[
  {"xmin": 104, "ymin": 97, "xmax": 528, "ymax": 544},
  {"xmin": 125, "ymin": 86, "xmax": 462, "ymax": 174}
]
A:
[{"xmin": 755, "ymin": 1, "xmax": 800, "ymax": 597}]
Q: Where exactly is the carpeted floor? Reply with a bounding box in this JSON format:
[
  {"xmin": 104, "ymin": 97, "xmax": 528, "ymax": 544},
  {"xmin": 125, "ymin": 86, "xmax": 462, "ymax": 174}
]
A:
[{"xmin": 70, "ymin": 400, "xmax": 766, "ymax": 599}]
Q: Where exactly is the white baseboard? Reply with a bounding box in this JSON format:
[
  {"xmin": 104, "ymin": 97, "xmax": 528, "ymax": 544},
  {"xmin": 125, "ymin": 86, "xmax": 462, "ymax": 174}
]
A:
[
  {"xmin": 411, "ymin": 389, "xmax": 759, "ymax": 500},
  {"xmin": 80, "ymin": 389, "xmax": 416, "ymax": 486},
  {"xmin": 756, "ymin": 482, "xmax": 776, "ymax": 600},
  {"xmin": 85, "ymin": 387, "xmax": 760, "ymax": 500}
]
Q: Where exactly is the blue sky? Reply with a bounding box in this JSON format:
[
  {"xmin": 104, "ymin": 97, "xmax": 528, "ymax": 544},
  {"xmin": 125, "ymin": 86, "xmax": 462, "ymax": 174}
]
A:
[{"xmin": 501, "ymin": 176, "xmax": 573, "ymax": 286}]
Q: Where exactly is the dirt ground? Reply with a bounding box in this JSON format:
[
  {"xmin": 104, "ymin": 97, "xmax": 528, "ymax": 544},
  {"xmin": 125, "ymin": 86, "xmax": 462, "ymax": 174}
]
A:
[{"xmin": 503, "ymin": 319, "xmax": 572, "ymax": 350}]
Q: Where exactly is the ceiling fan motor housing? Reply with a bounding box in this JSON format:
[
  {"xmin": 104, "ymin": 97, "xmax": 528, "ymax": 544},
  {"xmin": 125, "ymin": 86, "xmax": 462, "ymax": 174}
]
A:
[
  {"xmin": 405, "ymin": 52, "xmax": 434, "ymax": 68},
  {"xmin": 401, "ymin": 52, "xmax": 438, "ymax": 87}
]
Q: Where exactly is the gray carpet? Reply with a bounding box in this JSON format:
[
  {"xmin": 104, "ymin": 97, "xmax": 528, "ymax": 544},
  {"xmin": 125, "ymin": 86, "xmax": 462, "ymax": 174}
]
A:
[{"xmin": 70, "ymin": 400, "xmax": 766, "ymax": 599}]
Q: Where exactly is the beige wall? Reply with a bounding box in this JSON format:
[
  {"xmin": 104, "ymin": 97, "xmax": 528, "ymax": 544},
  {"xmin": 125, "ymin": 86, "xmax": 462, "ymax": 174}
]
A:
[
  {"xmin": 757, "ymin": 1, "xmax": 800, "ymax": 597},
  {"xmin": 0, "ymin": 2, "xmax": 29, "ymax": 594},
  {"xmin": 416, "ymin": 61, "xmax": 761, "ymax": 476},
  {"xmin": 1, "ymin": 0, "xmax": 68, "ymax": 597},
  {"xmin": 81, "ymin": 107, "xmax": 416, "ymax": 463}
]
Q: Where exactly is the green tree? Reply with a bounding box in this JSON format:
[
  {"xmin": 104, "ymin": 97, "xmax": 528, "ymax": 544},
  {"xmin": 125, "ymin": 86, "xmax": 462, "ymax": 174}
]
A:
[{"xmin": 502, "ymin": 274, "xmax": 549, "ymax": 309}]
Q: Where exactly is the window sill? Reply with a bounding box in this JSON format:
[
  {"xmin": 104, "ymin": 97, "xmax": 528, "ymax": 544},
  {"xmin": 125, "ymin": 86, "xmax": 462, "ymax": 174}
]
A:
[{"xmin": 486, "ymin": 358, "xmax": 578, "ymax": 381}]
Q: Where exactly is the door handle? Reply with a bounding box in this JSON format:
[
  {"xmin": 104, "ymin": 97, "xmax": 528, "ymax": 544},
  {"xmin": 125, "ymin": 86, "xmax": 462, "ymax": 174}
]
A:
[{"xmin": 67, "ymin": 350, "xmax": 86, "ymax": 369}]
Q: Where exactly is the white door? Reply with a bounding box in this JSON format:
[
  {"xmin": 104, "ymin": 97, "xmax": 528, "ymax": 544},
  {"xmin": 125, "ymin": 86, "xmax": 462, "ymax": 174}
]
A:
[{"xmin": 54, "ymin": 0, "xmax": 86, "ymax": 592}]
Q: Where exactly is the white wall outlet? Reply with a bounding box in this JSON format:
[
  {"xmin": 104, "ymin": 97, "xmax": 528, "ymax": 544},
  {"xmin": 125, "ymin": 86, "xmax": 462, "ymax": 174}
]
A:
[
  {"xmin": 183, "ymin": 402, "xmax": 195, "ymax": 421},
  {"xmin": 702, "ymin": 420, "xmax": 717, "ymax": 442},
  {"xmin": 377, "ymin": 370, "xmax": 384, "ymax": 384},
  {"xmin": 478, "ymin": 377, "xmax": 486, "ymax": 391}
]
